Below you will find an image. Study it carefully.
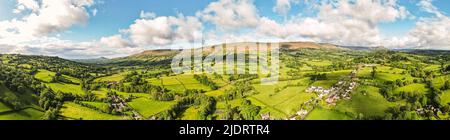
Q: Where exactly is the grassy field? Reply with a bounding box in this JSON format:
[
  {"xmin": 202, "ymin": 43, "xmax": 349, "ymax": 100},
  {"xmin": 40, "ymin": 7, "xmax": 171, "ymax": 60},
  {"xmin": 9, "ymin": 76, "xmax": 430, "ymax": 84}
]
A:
[
  {"xmin": 35, "ymin": 69, "xmax": 80, "ymax": 84},
  {"xmin": 252, "ymin": 86, "xmax": 312, "ymax": 115},
  {"xmin": 335, "ymin": 86, "xmax": 397, "ymax": 118},
  {"xmin": 180, "ymin": 106, "xmax": 199, "ymax": 120},
  {"xmin": 34, "ymin": 70, "xmax": 55, "ymax": 83},
  {"xmin": 92, "ymin": 88, "xmax": 149, "ymax": 99},
  {"xmin": 0, "ymin": 102, "xmax": 12, "ymax": 112},
  {"xmin": 305, "ymin": 107, "xmax": 351, "ymax": 120},
  {"xmin": 441, "ymin": 90, "xmax": 450, "ymax": 105},
  {"xmin": 47, "ymin": 83, "xmax": 84, "ymax": 95},
  {"xmin": 305, "ymin": 60, "xmax": 332, "ymax": 67},
  {"xmin": 81, "ymin": 101, "xmax": 109, "ymax": 111},
  {"xmin": 60, "ymin": 102, "xmax": 125, "ymax": 120},
  {"xmin": 0, "ymin": 83, "xmax": 38, "ymax": 106},
  {"xmin": 394, "ymin": 83, "xmax": 428, "ymax": 94},
  {"xmin": 0, "ymin": 108, "xmax": 44, "ymax": 120},
  {"xmin": 128, "ymin": 98, "xmax": 176, "ymax": 118},
  {"xmin": 94, "ymin": 72, "xmax": 127, "ymax": 82}
]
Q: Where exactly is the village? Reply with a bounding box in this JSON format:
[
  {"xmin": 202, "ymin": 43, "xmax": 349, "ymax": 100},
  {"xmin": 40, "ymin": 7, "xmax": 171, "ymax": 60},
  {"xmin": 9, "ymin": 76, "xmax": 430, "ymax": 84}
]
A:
[{"xmin": 284, "ymin": 70, "xmax": 359, "ymax": 120}]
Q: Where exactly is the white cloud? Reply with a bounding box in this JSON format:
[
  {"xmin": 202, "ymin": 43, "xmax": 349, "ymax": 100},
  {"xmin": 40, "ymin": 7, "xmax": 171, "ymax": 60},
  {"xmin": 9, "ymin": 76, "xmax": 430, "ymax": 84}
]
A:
[
  {"xmin": 273, "ymin": 0, "xmax": 299, "ymax": 16},
  {"xmin": 256, "ymin": 0, "xmax": 410, "ymax": 46},
  {"xmin": 140, "ymin": 11, "xmax": 156, "ymax": 19},
  {"xmin": 92, "ymin": 8, "xmax": 98, "ymax": 16},
  {"xmin": 100, "ymin": 34, "xmax": 132, "ymax": 48},
  {"xmin": 13, "ymin": 0, "xmax": 40, "ymax": 13},
  {"xmin": 385, "ymin": 0, "xmax": 450, "ymax": 49},
  {"xmin": 125, "ymin": 14, "xmax": 202, "ymax": 46},
  {"xmin": 3, "ymin": 0, "xmax": 94, "ymax": 38},
  {"xmin": 197, "ymin": 0, "xmax": 260, "ymax": 30}
]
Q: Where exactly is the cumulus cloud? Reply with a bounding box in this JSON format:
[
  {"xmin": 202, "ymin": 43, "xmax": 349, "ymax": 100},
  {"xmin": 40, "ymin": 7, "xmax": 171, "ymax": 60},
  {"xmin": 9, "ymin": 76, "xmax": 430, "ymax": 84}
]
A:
[
  {"xmin": 124, "ymin": 14, "xmax": 202, "ymax": 46},
  {"xmin": 273, "ymin": 0, "xmax": 299, "ymax": 16},
  {"xmin": 3, "ymin": 0, "xmax": 94, "ymax": 37},
  {"xmin": 100, "ymin": 34, "xmax": 132, "ymax": 48},
  {"xmin": 256, "ymin": 0, "xmax": 409, "ymax": 46},
  {"xmin": 385, "ymin": 0, "xmax": 450, "ymax": 49},
  {"xmin": 140, "ymin": 11, "xmax": 156, "ymax": 19},
  {"xmin": 197, "ymin": 0, "xmax": 260, "ymax": 30},
  {"xmin": 13, "ymin": 0, "xmax": 40, "ymax": 13}
]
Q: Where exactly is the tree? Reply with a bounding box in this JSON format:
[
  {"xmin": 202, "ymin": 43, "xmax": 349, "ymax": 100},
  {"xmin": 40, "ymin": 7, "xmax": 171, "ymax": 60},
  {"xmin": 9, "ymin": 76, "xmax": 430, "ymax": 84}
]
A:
[
  {"xmin": 239, "ymin": 100, "xmax": 261, "ymax": 120},
  {"xmin": 371, "ymin": 66, "xmax": 377, "ymax": 79},
  {"xmin": 41, "ymin": 108, "xmax": 59, "ymax": 120}
]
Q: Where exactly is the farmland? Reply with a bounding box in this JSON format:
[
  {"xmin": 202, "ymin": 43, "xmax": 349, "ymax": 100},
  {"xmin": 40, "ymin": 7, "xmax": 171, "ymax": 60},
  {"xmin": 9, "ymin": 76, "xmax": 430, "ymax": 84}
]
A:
[{"xmin": 1, "ymin": 45, "xmax": 449, "ymax": 120}]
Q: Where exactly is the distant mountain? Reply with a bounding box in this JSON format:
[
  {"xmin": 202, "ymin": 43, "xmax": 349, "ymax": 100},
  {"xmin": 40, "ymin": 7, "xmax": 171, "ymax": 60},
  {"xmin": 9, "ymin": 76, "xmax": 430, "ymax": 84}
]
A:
[
  {"xmin": 117, "ymin": 42, "xmax": 394, "ymax": 61},
  {"xmin": 338, "ymin": 45, "xmax": 388, "ymax": 51},
  {"xmin": 72, "ymin": 57, "xmax": 111, "ymax": 64}
]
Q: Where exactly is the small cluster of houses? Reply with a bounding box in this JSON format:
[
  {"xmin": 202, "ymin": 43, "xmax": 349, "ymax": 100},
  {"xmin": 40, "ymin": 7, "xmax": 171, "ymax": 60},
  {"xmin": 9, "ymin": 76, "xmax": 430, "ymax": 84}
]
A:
[
  {"xmin": 416, "ymin": 105, "xmax": 439, "ymax": 116},
  {"xmin": 305, "ymin": 80, "xmax": 357, "ymax": 106},
  {"xmin": 108, "ymin": 94, "xmax": 143, "ymax": 120}
]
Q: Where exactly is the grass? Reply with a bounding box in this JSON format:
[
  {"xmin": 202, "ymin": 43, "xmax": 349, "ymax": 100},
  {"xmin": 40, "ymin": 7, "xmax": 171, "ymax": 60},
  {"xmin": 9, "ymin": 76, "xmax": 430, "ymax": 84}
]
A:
[
  {"xmin": 394, "ymin": 83, "xmax": 428, "ymax": 94},
  {"xmin": 305, "ymin": 107, "xmax": 351, "ymax": 120},
  {"xmin": 335, "ymin": 86, "xmax": 397, "ymax": 118},
  {"xmin": 311, "ymin": 80, "xmax": 337, "ymax": 89},
  {"xmin": 35, "ymin": 69, "xmax": 80, "ymax": 84},
  {"xmin": 128, "ymin": 98, "xmax": 176, "ymax": 118},
  {"xmin": 91, "ymin": 88, "xmax": 149, "ymax": 99},
  {"xmin": 94, "ymin": 72, "xmax": 127, "ymax": 82},
  {"xmin": 81, "ymin": 101, "xmax": 109, "ymax": 111},
  {"xmin": 0, "ymin": 82, "xmax": 38, "ymax": 106},
  {"xmin": 60, "ymin": 102, "xmax": 125, "ymax": 120},
  {"xmin": 305, "ymin": 60, "xmax": 332, "ymax": 67},
  {"xmin": 0, "ymin": 108, "xmax": 44, "ymax": 120},
  {"xmin": 47, "ymin": 83, "xmax": 84, "ymax": 95},
  {"xmin": 252, "ymin": 86, "xmax": 311, "ymax": 115},
  {"xmin": 180, "ymin": 106, "xmax": 199, "ymax": 120},
  {"xmin": 34, "ymin": 69, "xmax": 55, "ymax": 83},
  {"xmin": 0, "ymin": 102, "xmax": 12, "ymax": 112},
  {"xmin": 440, "ymin": 90, "xmax": 450, "ymax": 105}
]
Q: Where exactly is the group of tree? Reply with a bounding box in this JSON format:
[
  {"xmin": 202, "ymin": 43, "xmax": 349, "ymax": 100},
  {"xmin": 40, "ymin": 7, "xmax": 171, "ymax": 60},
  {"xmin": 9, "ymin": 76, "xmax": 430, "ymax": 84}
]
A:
[
  {"xmin": 51, "ymin": 72, "xmax": 77, "ymax": 84},
  {"xmin": 310, "ymin": 73, "xmax": 327, "ymax": 81},
  {"xmin": 195, "ymin": 96, "xmax": 216, "ymax": 120},
  {"xmin": 220, "ymin": 99, "xmax": 261, "ymax": 120},
  {"xmin": 220, "ymin": 81, "xmax": 256, "ymax": 101},
  {"xmin": 194, "ymin": 74, "xmax": 218, "ymax": 90},
  {"xmin": 153, "ymin": 96, "xmax": 196, "ymax": 120}
]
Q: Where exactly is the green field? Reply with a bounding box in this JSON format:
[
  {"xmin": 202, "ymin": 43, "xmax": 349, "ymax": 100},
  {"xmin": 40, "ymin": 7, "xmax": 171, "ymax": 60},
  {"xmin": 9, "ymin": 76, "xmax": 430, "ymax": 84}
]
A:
[
  {"xmin": 128, "ymin": 98, "xmax": 176, "ymax": 118},
  {"xmin": 47, "ymin": 83, "xmax": 84, "ymax": 95},
  {"xmin": 34, "ymin": 70, "xmax": 55, "ymax": 82},
  {"xmin": 441, "ymin": 90, "xmax": 450, "ymax": 105},
  {"xmin": 0, "ymin": 102, "xmax": 12, "ymax": 112},
  {"xmin": 0, "ymin": 108, "xmax": 44, "ymax": 120},
  {"xmin": 94, "ymin": 72, "xmax": 127, "ymax": 82},
  {"xmin": 335, "ymin": 86, "xmax": 398, "ymax": 118},
  {"xmin": 394, "ymin": 84, "xmax": 428, "ymax": 94},
  {"xmin": 180, "ymin": 106, "xmax": 199, "ymax": 120},
  {"xmin": 305, "ymin": 107, "xmax": 351, "ymax": 120},
  {"xmin": 60, "ymin": 102, "xmax": 125, "ymax": 120}
]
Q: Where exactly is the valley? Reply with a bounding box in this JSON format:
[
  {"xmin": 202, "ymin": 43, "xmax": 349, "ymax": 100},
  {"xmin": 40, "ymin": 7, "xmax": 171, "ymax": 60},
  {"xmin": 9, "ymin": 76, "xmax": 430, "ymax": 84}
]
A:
[{"xmin": 1, "ymin": 42, "xmax": 449, "ymax": 120}]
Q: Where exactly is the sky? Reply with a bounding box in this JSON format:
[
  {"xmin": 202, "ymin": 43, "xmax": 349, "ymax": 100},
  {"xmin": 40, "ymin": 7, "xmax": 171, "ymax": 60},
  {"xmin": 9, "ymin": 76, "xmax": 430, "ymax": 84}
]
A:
[{"xmin": 0, "ymin": 0, "xmax": 449, "ymax": 59}]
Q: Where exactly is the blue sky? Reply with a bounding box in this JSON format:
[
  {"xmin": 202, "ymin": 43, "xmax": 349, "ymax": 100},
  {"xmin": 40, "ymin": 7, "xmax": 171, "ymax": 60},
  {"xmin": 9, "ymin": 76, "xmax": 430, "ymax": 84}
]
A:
[{"xmin": 0, "ymin": 0, "xmax": 449, "ymax": 58}]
